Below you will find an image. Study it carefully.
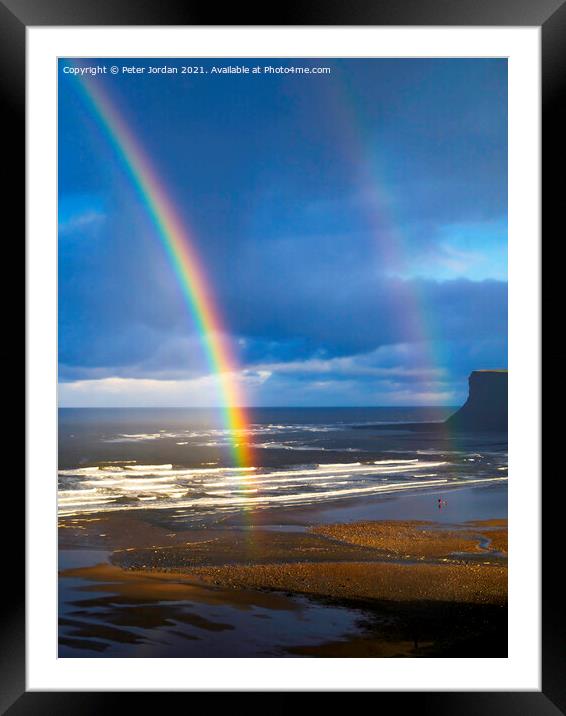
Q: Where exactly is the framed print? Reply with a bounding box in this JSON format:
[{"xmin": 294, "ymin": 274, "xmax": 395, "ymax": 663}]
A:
[{"xmin": 9, "ymin": 0, "xmax": 555, "ymax": 708}]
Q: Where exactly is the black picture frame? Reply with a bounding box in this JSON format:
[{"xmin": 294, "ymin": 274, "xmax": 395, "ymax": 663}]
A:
[{"xmin": 9, "ymin": 0, "xmax": 552, "ymax": 709}]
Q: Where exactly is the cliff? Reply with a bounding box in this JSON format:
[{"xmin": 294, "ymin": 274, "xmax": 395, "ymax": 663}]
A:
[{"xmin": 445, "ymin": 370, "xmax": 508, "ymax": 432}]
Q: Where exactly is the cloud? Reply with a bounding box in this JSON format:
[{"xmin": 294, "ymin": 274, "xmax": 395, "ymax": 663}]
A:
[
  {"xmin": 59, "ymin": 370, "xmax": 270, "ymax": 408},
  {"xmin": 58, "ymin": 372, "xmax": 460, "ymax": 408},
  {"xmin": 391, "ymin": 218, "xmax": 508, "ymax": 281},
  {"xmin": 59, "ymin": 210, "xmax": 105, "ymax": 236},
  {"xmin": 59, "ymin": 194, "xmax": 106, "ymax": 237},
  {"xmin": 250, "ymin": 346, "xmax": 446, "ymax": 380},
  {"xmin": 59, "ymin": 271, "xmax": 506, "ymax": 376},
  {"xmin": 58, "ymin": 334, "xmax": 505, "ymax": 407},
  {"xmin": 58, "ymin": 224, "xmax": 507, "ymax": 405},
  {"xmin": 59, "ymin": 332, "xmax": 244, "ymax": 382}
]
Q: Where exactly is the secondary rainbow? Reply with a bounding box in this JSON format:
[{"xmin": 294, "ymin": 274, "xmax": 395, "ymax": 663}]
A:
[{"xmin": 69, "ymin": 66, "xmax": 252, "ymax": 468}]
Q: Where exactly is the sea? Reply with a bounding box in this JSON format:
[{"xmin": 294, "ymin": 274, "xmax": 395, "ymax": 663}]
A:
[
  {"xmin": 58, "ymin": 407, "xmax": 508, "ymax": 526},
  {"xmin": 58, "ymin": 407, "xmax": 507, "ymax": 657}
]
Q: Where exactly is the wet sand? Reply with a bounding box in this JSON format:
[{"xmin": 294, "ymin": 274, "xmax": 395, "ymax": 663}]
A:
[
  {"xmin": 59, "ymin": 551, "xmax": 506, "ymax": 657},
  {"xmin": 59, "ymin": 489, "xmax": 507, "ymax": 656},
  {"xmin": 58, "ymin": 551, "xmax": 367, "ymax": 657},
  {"xmin": 185, "ymin": 560, "xmax": 506, "ymax": 605},
  {"xmin": 312, "ymin": 518, "xmax": 507, "ymax": 560},
  {"xmin": 102, "ymin": 516, "xmax": 506, "ymax": 606}
]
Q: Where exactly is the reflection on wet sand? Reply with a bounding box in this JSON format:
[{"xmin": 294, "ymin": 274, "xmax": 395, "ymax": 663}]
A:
[
  {"xmin": 59, "ymin": 557, "xmax": 506, "ymax": 658},
  {"xmin": 59, "ymin": 559, "xmax": 367, "ymax": 657}
]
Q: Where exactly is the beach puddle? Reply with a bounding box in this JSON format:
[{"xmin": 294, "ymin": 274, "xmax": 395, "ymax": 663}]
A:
[{"xmin": 58, "ymin": 549, "xmax": 370, "ymax": 657}]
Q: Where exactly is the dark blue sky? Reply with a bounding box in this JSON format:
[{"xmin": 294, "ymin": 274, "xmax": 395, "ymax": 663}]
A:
[{"xmin": 58, "ymin": 58, "xmax": 507, "ymax": 407}]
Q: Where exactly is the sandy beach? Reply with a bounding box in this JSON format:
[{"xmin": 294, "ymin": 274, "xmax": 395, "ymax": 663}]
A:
[
  {"xmin": 62, "ymin": 515, "xmax": 507, "ymax": 606},
  {"xmin": 59, "ymin": 485, "xmax": 507, "ymax": 657}
]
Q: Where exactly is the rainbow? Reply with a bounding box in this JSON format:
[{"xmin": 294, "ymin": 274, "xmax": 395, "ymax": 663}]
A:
[
  {"xmin": 322, "ymin": 77, "xmax": 452, "ymax": 407},
  {"xmin": 67, "ymin": 65, "xmax": 252, "ymax": 468}
]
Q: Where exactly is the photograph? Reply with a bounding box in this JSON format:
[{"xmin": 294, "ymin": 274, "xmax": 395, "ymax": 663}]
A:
[{"xmin": 57, "ymin": 56, "xmax": 509, "ymax": 659}]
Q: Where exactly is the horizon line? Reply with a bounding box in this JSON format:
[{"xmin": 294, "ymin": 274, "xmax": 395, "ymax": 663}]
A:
[{"xmin": 58, "ymin": 404, "xmax": 461, "ymax": 409}]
